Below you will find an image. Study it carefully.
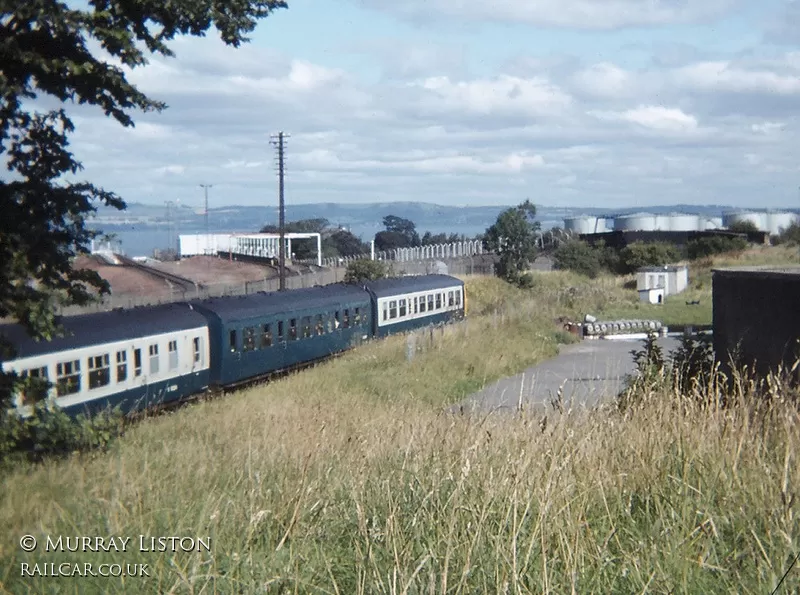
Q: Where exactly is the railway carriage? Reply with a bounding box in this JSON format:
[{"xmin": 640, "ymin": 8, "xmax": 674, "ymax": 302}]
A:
[
  {"xmin": 364, "ymin": 274, "xmax": 465, "ymax": 337},
  {"xmin": 190, "ymin": 284, "xmax": 372, "ymax": 387},
  {"xmin": 0, "ymin": 304, "xmax": 211, "ymax": 417}
]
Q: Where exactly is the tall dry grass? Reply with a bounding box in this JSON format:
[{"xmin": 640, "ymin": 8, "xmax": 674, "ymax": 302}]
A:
[{"xmin": 0, "ymin": 268, "xmax": 798, "ymax": 593}]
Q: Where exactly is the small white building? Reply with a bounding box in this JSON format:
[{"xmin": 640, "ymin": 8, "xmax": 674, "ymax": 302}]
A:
[
  {"xmin": 636, "ymin": 265, "xmax": 689, "ymax": 303},
  {"xmin": 638, "ymin": 287, "xmax": 666, "ymax": 304}
]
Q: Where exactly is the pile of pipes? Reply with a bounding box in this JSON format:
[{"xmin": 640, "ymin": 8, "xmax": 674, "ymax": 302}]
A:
[{"xmin": 582, "ymin": 314, "xmax": 666, "ymax": 338}]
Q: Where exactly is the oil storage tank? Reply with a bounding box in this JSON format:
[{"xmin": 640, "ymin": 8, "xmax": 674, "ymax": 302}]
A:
[
  {"xmin": 766, "ymin": 211, "xmax": 800, "ymax": 236},
  {"xmin": 723, "ymin": 210, "xmax": 768, "ymax": 232},
  {"xmin": 564, "ymin": 216, "xmax": 607, "ymax": 234},
  {"xmin": 614, "ymin": 213, "xmax": 657, "ymax": 231},
  {"xmin": 667, "ymin": 213, "xmax": 702, "ymax": 232}
]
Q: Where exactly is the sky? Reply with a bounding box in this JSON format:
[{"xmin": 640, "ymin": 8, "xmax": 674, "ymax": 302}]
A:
[{"xmin": 64, "ymin": 0, "xmax": 800, "ymax": 210}]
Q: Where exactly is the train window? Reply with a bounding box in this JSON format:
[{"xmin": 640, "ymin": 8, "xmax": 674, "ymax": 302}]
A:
[
  {"xmin": 436, "ymin": 293, "xmax": 442, "ymax": 309},
  {"xmin": 419, "ymin": 296, "xmax": 426, "ymax": 313},
  {"xmin": 399, "ymin": 299, "xmax": 407, "ymax": 317},
  {"xmin": 448, "ymin": 291, "xmax": 454, "ymax": 307},
  {"xmin": 88, "ymin": 354, "xmax": 111, "ymax": 389},
  {"xmin": 56, "ymin": 359, "xmax": 81, "ymax": 396},
  {"xmin": 354, "ymin": 308, "xmax": 360, "ymax": 325},
  {"xmin": 382, "ymin": 303, "xmax": 388, "ymax": 321},
  {"xmin": 278, "ymin": 321, "xmax": 285, "ymax": 342},
  {"xmin": 229, "ymin": 330, "xmax": 237, "ymax": 352},
  {"xmin": 455, "ymin": 290, "xmax": 461, "ymax": 306},
  {"xmin": 343, "ymin": 309, "xmax": 350, "ymax": 328},
  {"xmin": 116, "ymin": 351, "xmax": 127, "ymax": 382},
  {"xmin": 193, "ymin": 337, "xmax": 202, "ymax": 363},
  {"xmin": 168, "ymin": 340, "xmax": 179, "ymax": 368},
  {"xmin": 389, "ymin": 300, "xmax": 397, "ymax": 319},
  {"xmin": 413, "ymin": 297, "xmax": 418, "ymax": 314},
  {"xmin": 301, "ymin": 316, "xmax": 311, "ymax": 338},
  {"xmin": 327, "ymin": 314, "xmax": 334, "ymax": 333},
  {"xmin": 134, "ymin": 348, "xmax": 142, "ymax": 377},
  {"xmin": 20, "ymin": 367, "xmax": 49, "ymax": 405},
  {"xmin": 334, "ymin": 311, "xmax": 340, "ymax": 329},
  {"xmin": 149, "ymin": 344, "xmax": 159, "ymax": 374},
  {"xmin": 243, "ymin": 327, "xmax": 256, "ymax": 352},
  {"xmin": 427, "ymin": 295, "xmax": 434, "ymax": 311},
  {"xmin": 289, "ymin": 319, "xmax": 297, "ymax": 340},
  {"xmin": 261, "ymin": 325, "xmax": 272, "ymax": 348},
  {"xmin": 315, "ymin": 314, "xmax": 324, "ymax": 335}
]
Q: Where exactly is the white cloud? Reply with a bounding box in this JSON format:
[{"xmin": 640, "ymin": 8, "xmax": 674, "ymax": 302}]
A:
[
  {"xmin": 589, "ymin": 105, "xmax": 699, "ymax": 134},
  {"xmin": 50, "ymin": 30, "xmax": 800, "ymax": 211},
  {"xmin": 409, "ymin": 75, "xmax": 572, "ymax": 117},
  {"xmin": 672, "ymin": 60, "xmax": 800, "ymax": 95}
]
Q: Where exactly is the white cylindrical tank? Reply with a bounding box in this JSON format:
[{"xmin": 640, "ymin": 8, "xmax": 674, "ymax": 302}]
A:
[
  {"xmin": 614, "ymin": 213, "xmax": 657, "ymax": 231},
  {"xmin": 723, "ymin": 210, "xmax": 768, "ymax": 231},
  {"xmin": 702, "ymin": 217, "xmax": 723, "ymax": 230},
  {"xmin": 667, "ymin": 213, "xmax": 702, "ymax": 232},
  {"xmin": 766, "ymin": 212, "xmax": 800, "ymax": 235},
  {"xmin": 654, "ymin": 214, "xmax": 671, "ymax": 231},
  {"xmin": 564, "ymin": 216, "xmax": 598, "ymax": 235}
]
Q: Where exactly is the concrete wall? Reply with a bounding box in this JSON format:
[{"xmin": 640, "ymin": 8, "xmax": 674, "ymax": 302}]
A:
[{"xmin": 713, "ymin": 268, "xmax": 800, "ymax": 379}]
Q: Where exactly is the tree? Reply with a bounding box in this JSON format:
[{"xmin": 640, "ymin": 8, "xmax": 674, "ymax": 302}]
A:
[
  {"xmin": 344, "ymin": 259, "xmax": 389, "ymax": 283},
  {"xmin": 260, "ymin": 218, "xmax": 329, "ymax": 260},
  {"xmin": 686, "ymin": 235, "xmax": 748, "ymax": 260},
  {"xmin": 552, "ymin": 239, "xmax": 603, "ymax": 278},
  {"xmin": 483, "ymin": 200, "xmax": 541, "ymax": 284},
  {"xmin": 728, "ymin": 220, "xmax": 760, "ymax": 234},
  {"xmin": 616, "ymin": 242, "xmax": 681, "ymax": 275},
  {"xmin": 374, "ymin": 230, "xmax": 411, "ymax": 252},
  {"xmin": 1, "ymin": 1, "xmax": 286, "ymax": 434},
  {"xmin": 327, "ymin": 230, "xmax": 369, "ymax": 257},
  {"xmin": 381, "ymin": 215, "xmax": 420, "ymax": 247}
]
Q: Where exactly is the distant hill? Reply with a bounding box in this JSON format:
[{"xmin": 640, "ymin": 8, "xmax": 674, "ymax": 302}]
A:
[{"xmin": 91, "ymin": 201, "xmax": 800, "ymax": 240}]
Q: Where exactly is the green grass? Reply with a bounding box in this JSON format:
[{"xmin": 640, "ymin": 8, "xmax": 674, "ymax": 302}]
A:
[{"xmin": 1, "ymin": 249, "xmax": 799, "ymax": 593}]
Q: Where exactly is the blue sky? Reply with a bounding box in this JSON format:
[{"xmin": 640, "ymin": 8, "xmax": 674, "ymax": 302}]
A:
[{"xmin": 67, "ymin": 0, "xmax": 800, "ymax": 210}]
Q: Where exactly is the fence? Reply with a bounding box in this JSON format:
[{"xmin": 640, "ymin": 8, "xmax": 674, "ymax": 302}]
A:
[
  {"xmin": 297, "ymin": 240, "xmax": 487, "ymax": 269},
  {"xmin": 56, "ymin": 255, "xmax": 500, "ymax": 316}
]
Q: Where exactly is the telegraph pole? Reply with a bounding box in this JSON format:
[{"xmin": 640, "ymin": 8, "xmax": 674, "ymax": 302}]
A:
[
  {"xmin": 199, "ymin": 184, "xmax": 213, "ymax": 256},
  {"xmin": 270, "ymin": 131, "xmax": 289, "ymax": 291}
]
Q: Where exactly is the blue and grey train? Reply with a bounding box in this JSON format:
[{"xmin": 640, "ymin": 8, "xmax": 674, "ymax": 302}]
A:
[{"xmin": 0, "ymin": 274, "xmax": 465, "ymax": 418}]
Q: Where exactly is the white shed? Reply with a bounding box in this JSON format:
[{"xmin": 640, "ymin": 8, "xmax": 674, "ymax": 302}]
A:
[
  {"xmin": 636, "ymin": 265, "xmax": 689, "ymax": 297},
  {"xmin": 638, "ymin": 287, "xmax": 666, "ymax": 304}
]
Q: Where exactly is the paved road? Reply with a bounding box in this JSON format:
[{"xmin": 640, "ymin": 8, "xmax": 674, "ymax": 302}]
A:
[{"xmin": 453, "ymin": 336, "xmax": 680, "ymax": 415}]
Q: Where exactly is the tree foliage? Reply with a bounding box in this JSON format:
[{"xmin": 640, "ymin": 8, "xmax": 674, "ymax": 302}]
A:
[
  {"xmin": 727, "ymin": 220, "xmax": 760, "ymax": 234},
  {"xmin": 344, "ymin": 259, "xmax": 389, "ymax": 283},
  {"xmin": 375, "ymin": 215, "xmax": 420, "ymax": 251},
  {"xmin": 259, "ymin": 219, "xmax": 370, "ymax": 260},
  {"xmin": 483, "ymin": 200, "xmax": 541, "ymax": 285},
  {"xmin": 0, "ymin": 0, "xmax": 286, "ymax": 455},
  {"xmin": 773, "ymin": 222, "xmax": 800, "ymax": 246},
  {"xmin": 686, "ymin": 235, "xmax": 748, "ymax": 260},
  {"xmin": 616, "ymin": 242, "xmax": 681, "ymax": 275},
  {"xmin": 552, "ymin": 239, "xmax": 603, "ymax": 278}
]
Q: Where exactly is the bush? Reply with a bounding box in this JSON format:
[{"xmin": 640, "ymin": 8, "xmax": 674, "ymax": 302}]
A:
[
  {"xmin": 0, "ymin": 402, "xmax": 124, "ymax": 463},
  {"xmin": 687, "ymin": 236, "xmax": 748, "ymax": 260},
  {"xmin": 552, "ymin": 239, "xmax": 602, "ymax": 278},
  {"xmin": 616, "ymin": 242, "xmax": 682, "ymax": 275},
  {"xmin": 344, "ymin": 259, "xmax": 389, "ymax": 283}
]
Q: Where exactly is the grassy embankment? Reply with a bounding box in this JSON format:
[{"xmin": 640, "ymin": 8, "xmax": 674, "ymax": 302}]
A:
[{"xmin": 1, "ymin": 248, "xmax": 799, "ymax": 593}]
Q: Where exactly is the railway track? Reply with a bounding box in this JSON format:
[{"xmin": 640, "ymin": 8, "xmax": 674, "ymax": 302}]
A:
[{"xmin": 116, "ymin": 255, "xmax": 204, "ymax": 296}]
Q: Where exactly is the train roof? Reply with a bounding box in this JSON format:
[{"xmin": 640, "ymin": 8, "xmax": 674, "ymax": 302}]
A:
[
  {"xmin": 363, "ymin": 274, "xmax": 463, "ymax": 298},
  {"xmin": 0, "ymin": 302, "xmax": 209, "ymax": 360},
  {"xmin": 190, "ymin": 283, "xmax": 369, "ymax": 323}
]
